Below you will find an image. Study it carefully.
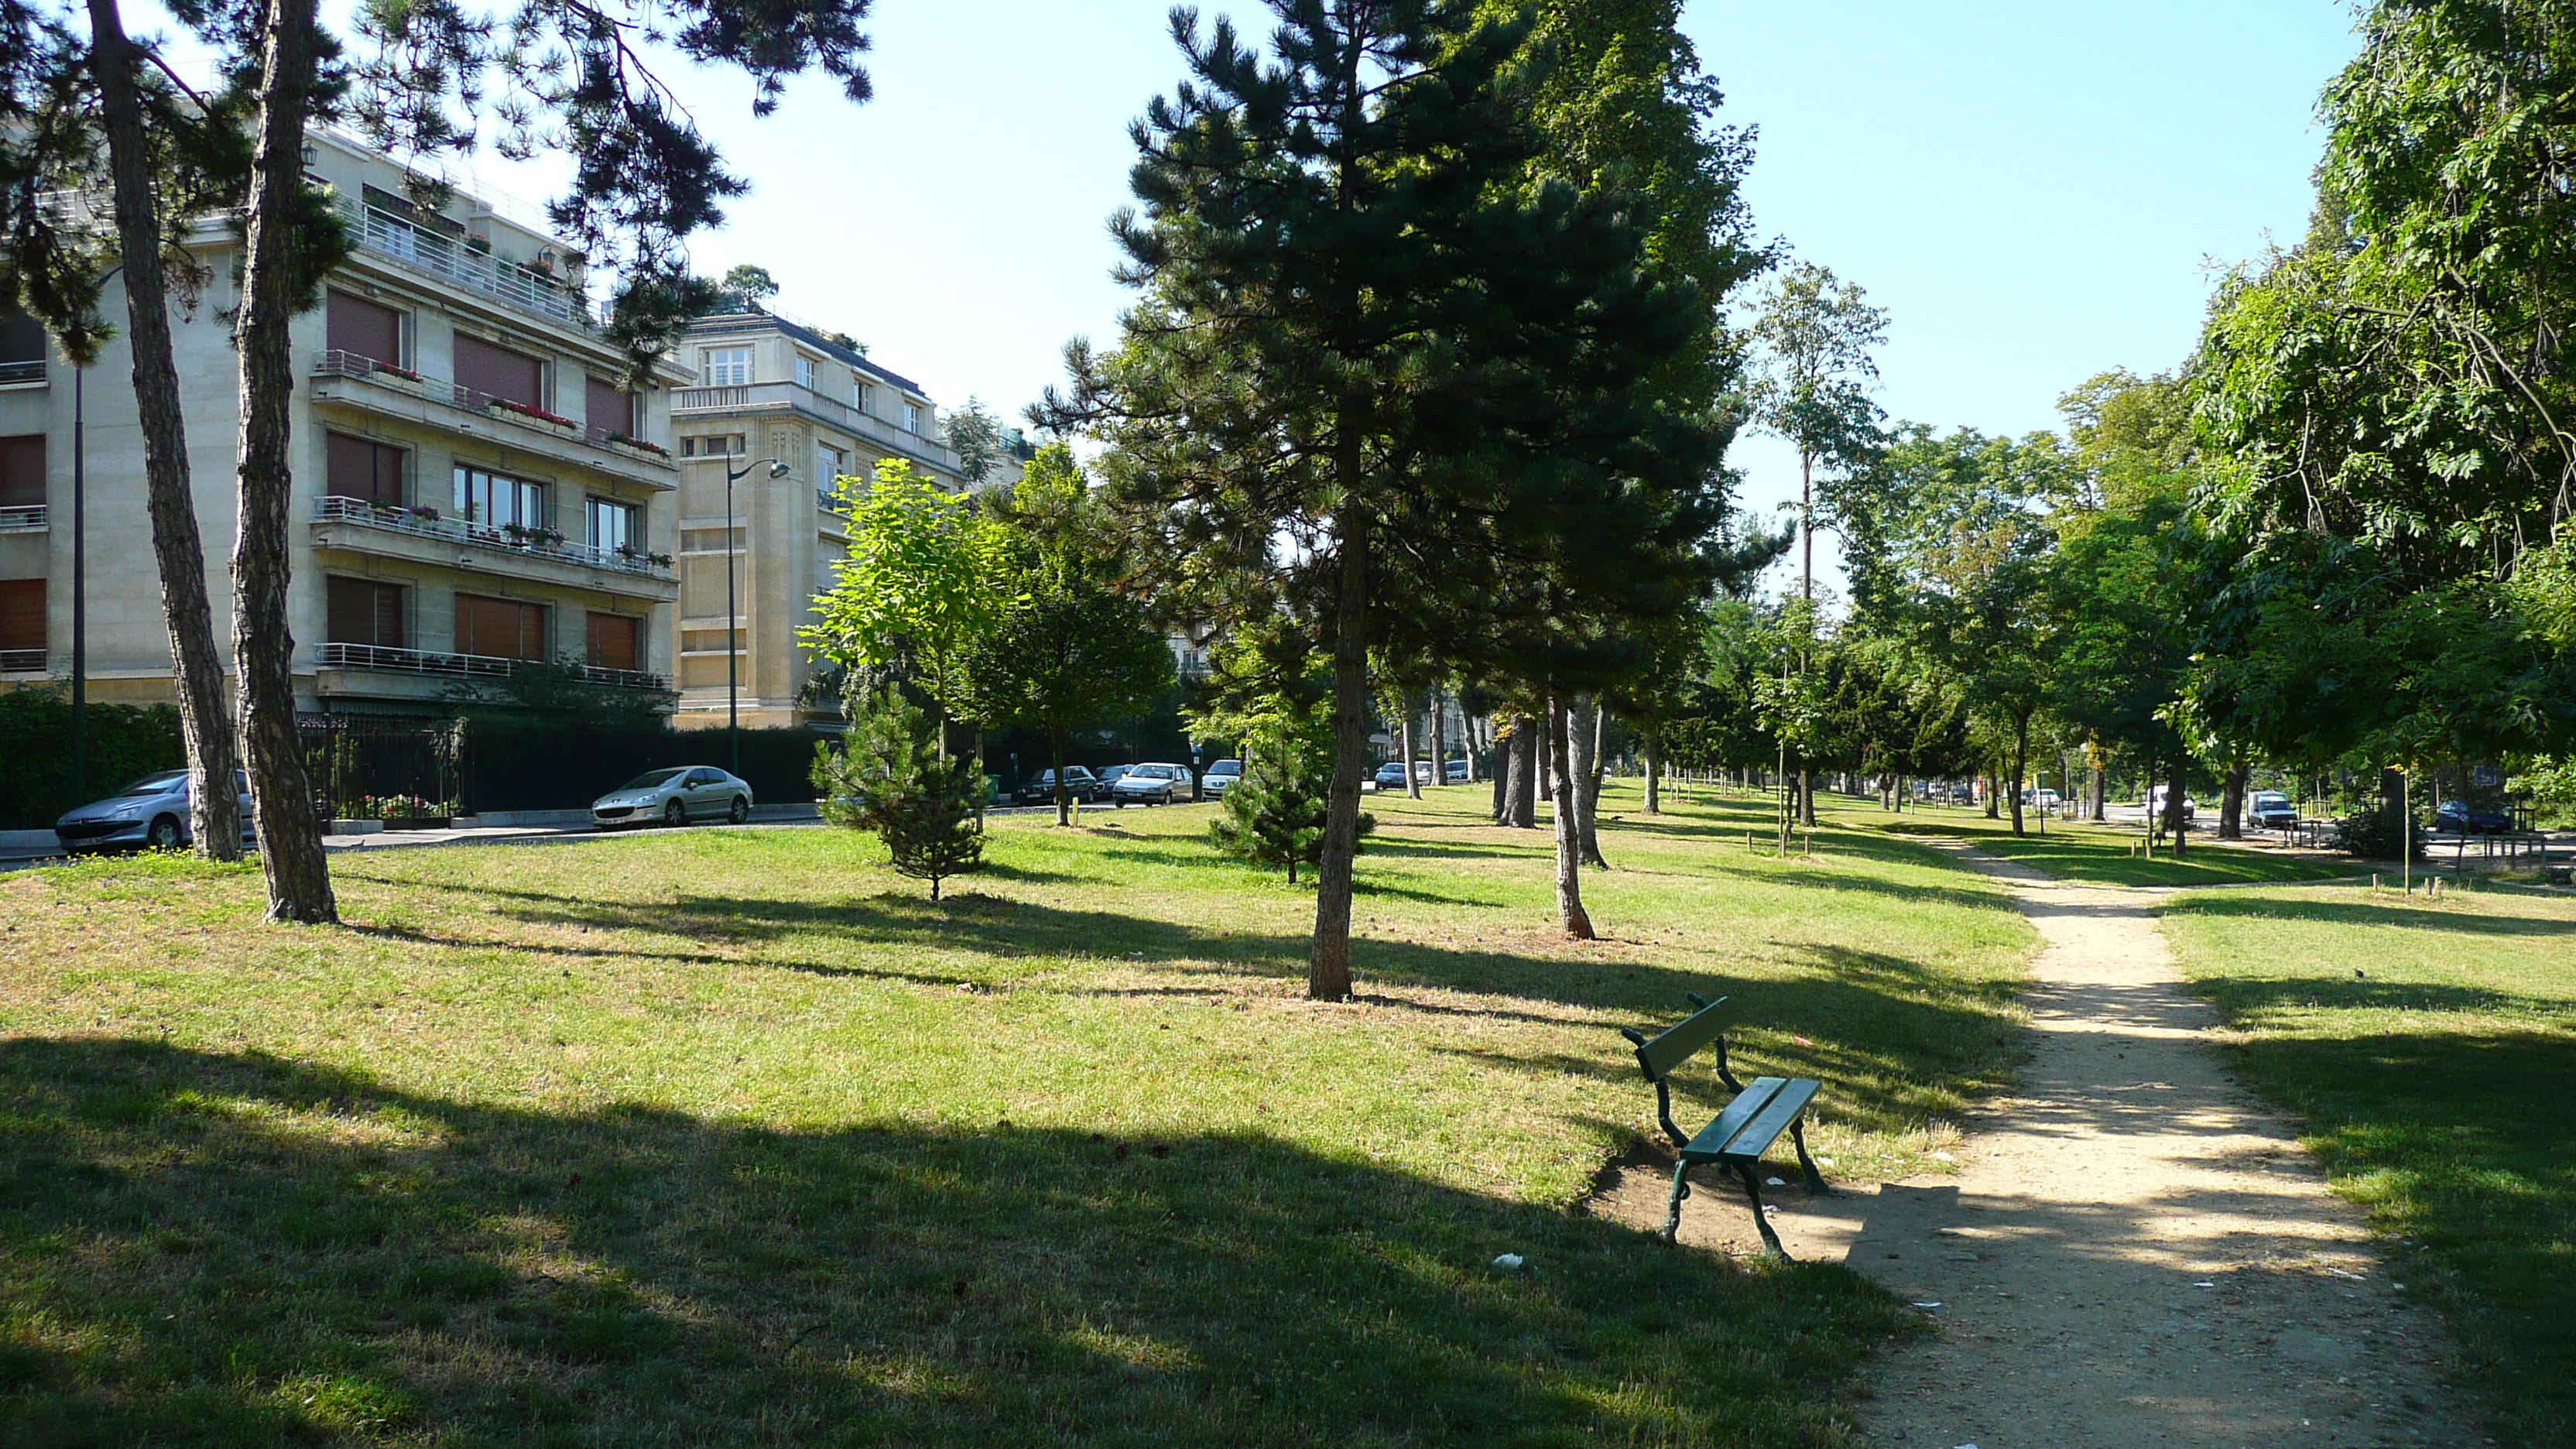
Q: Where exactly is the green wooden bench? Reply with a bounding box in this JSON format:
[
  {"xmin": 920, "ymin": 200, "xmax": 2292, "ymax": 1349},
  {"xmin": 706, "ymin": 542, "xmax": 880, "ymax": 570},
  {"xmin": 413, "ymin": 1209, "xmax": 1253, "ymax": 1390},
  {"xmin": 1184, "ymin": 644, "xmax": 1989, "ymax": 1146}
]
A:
[{"xmin": 1619, "ymin": 993, "xmax": 1828, "ymax": 1259}]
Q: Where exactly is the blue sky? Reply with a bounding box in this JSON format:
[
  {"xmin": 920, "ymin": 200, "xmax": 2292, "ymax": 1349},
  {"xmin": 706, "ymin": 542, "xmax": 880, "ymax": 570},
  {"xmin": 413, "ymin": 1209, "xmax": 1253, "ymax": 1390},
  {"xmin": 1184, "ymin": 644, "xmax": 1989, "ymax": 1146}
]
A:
[{"xmin": 166, "ymin": 1, "xmax": 2367, "ymax": 584}]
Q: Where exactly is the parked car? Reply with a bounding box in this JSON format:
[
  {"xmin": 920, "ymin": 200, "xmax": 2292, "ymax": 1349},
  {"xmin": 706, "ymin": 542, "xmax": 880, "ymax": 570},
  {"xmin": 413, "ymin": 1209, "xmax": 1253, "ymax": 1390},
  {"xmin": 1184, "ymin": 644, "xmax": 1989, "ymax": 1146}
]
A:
[
  {"xmin": 592, "ymin": 766, "xmax": 753, "ymax": 829},
  {"xmin": 1110, "ymin": 762, "xmax": 1190, "ymax": 805},
  {"xmin": 2434, "ymin": 799, "xmax": 2513, "ymax": 834},
  {"xmin": 2023, "ymin": 788, "xmax": 2062, "ymax": 809},
  {"xmin": 1202, "ymin": 759, "xmax": 1244, "ymax": 797},
  {"xmin": 1372, "ymin": 760, "xmax": 1435, "ymax": 790},
  {"xmin": 1444, "ymin": 759, "xmax": 1468, "ymax": 783},
  {"xmin": 2249, "ymin": 791, "xmax": 2300, "ymax": 830},
  {"xmin": 54, "ymin": 769, "xmax": 257, "ymax": 854},
  {"xmin": 1095, "ymin": 765, "xmax": 1134, "ymax": 792},
  {"xmin": 2146, "ymin": 785, "xmax": 2197, "ymax": 821},
  {"xmin": 1015, "ymin": 767, "xmax": 1103, "ymax": 806}
]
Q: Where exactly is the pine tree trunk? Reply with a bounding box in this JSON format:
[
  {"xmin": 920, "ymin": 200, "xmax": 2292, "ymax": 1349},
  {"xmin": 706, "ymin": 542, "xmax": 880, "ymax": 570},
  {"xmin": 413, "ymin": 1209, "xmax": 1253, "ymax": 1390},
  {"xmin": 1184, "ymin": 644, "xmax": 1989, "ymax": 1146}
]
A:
[
  {"xmin": 1428, "ymin": 685, "xmax": 1447, "ymax": 791},
  {"xmin": 1051, "ymin": 726, "xmax": 1071, "ymax": 827},
  {"xmin": 1309, "ymin": 506, "xmax": 1371, "ymax": 1001},
  {"xmin": 1573, "ymin": 696, "xmax": 1606, "ymax": 868},
  {"xmin": 1506, "ymin": 719, "xmax": 1537, "ymax": 827},
  {"xmin": 2009, "ymin": 714, "xmax": 2030, "ymax": 837},
  {"xmin": 231, "ymin": 0, "xmax": 334, "ymax": 924},
  {"xmin": 1642, "ymin": 733, "xmax": 1661, "ymax": 816},
  {"xmin": 87, "ymin": 0, "xmax": 243, "ymax": 862},
  {"xmin": 1547, "ymin": 697, "xmax": 1594, "ymax": 940},
  {"xmin": 1490, "ymin": 730, "xmax": 1508, "ymax": 822},
  {"xmin": 1401, "ymin": 701, "xmax": 1420, "ymax": 799},
  {"xmin": 2091, "ymin": 759, "xmax": 2107, "ymax": 822}
]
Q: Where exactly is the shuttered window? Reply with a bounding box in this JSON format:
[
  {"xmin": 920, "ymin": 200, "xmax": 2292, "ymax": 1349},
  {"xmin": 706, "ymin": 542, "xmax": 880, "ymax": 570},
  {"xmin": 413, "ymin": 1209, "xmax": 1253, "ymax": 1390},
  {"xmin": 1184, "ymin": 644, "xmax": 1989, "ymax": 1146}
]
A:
[
  {"xmin": 453, "ymin": 334, "xmax": 545, "ymax": 408},
  {"xmin": 325, "ymin": 289, "xmax": 404, "ymax": 366},
  {"xmin": 0, "ymin": 580, "xmax": 41, "ymax": 653},
  {"xmin": 325, "ymin": 433, "xmax": 406, "ymax": 505},
  {"xmin": 586, "ymin": 612, "xmax": 641, "ymax": 671},
  {"xmin": 0, "ymin": 435, "xmax": 42, "ymax": 508},
  {"xmin": 324, "ymin": 577, "xmax": 406, "ymax": 648},
  {"xmin": 455, "ymin": 594, "xmax": 548, "ymax": 661},
  {"xmin": 584, "ymin": 376, "xmax": 634, "ymax": 435}
]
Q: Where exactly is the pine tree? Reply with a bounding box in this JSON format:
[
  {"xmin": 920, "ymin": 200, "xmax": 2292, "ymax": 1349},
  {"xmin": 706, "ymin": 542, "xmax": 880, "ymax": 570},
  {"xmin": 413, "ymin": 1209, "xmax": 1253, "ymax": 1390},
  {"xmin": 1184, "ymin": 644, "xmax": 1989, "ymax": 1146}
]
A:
[
  {"xmin": 1210, "ymin": 714, "xmax": 1373, "ymax": 884},
  {"xmin": 815, "ymin": 685, "xmax": 986, "ymax": 901}
]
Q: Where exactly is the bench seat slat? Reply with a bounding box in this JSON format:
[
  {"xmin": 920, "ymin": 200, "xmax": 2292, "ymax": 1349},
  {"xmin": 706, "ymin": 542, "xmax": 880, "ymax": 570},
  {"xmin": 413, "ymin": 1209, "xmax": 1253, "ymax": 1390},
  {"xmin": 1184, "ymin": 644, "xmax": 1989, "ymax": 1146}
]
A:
[
  {"xmin": 1679, "ymin": 1077, "xmax": 1783, "ymax": 1163},
  {"xmin": 1719, "ymin": 1077, "xmax": 1820, "ymax": 1165}
]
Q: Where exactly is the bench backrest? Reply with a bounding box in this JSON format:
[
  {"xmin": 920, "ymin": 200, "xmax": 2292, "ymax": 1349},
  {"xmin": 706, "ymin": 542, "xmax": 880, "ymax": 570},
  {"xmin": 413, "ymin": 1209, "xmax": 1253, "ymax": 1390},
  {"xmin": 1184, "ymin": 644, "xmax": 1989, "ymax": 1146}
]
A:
[{"xmin": 1626, "ymin": 994, "xmax": 1735, "ymax": 1084}]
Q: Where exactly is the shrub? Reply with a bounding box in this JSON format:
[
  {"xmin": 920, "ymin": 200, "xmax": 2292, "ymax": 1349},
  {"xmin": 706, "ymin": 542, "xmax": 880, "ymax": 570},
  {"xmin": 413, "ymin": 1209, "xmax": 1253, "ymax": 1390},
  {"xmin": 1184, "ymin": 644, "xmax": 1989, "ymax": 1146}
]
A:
[{"xmin": 1210, "ymin": 715, "xmax": 1372, "ymax": 883}]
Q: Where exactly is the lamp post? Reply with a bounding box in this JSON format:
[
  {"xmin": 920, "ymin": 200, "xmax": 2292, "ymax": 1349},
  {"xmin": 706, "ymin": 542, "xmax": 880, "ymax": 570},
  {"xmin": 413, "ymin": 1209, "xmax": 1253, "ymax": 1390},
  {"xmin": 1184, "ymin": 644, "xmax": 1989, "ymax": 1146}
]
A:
[{"xmin": 721, "ymin": 456, "xmax": 788, "ymax": 776}]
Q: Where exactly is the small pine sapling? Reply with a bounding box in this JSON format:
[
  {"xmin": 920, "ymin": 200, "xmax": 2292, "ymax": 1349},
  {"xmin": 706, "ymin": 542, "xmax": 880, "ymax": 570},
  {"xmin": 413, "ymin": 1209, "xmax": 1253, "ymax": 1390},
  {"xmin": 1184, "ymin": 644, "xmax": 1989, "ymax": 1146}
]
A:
[
  {"xmin": 814, "ymin": 685, "xmax": 986, "ymax": 899},
  {"xmin": 1210, "ymin": 717, "xmax": 1372, "ymax": 883}
]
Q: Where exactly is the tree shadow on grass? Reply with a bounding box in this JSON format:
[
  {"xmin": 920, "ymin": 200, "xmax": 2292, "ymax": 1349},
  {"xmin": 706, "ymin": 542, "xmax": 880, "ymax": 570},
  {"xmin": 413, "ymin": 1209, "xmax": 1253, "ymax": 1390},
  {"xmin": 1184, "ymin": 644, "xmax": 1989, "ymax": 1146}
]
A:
[
  {"xmin": 2211, "ymin": 1028, "xmax": 2576, "ymax": 1447},
  {"xmin": 0, "ymin": 1036, "xmax": 1917, "ymax": 1448},
  {"xmin": 2167, "ymin": 892, "xmax": 2575, "ymax": 940}
]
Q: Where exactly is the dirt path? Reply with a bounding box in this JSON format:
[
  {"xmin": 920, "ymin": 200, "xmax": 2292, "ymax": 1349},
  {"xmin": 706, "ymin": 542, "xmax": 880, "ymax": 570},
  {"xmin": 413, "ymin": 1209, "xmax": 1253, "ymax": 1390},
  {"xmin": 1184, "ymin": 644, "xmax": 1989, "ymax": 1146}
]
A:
[{"xmin": 1593, "ymin": 844, "xmax": 2482, "ymax": 1448}]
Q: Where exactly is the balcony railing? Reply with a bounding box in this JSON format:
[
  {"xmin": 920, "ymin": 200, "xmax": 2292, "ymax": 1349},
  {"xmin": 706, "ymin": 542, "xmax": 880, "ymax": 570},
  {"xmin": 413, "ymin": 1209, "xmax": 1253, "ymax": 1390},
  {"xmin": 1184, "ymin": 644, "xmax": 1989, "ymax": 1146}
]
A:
[
  {"xmin": 0, "ymin": 359, "xmax": 43, "ymax": 388},
  {"xmin": 313, "ymin": 495, "xmax": 674, "ymax": 580},
  {"xmin": 341, "ymin": 198, "xmax": 592, "ymax": 330},
  {"xmin": 0, "ymin": 505, "xmax": 45, "ymax": 533},
  {"xmin": 671, "ymin": 379, "xmax": 963, "ymax": 472},
  {"xmin": 316, "ymin": 642, "xmax": 668, "ymax": 692},
  {"xmin": 311, "ymin": 351, "xmax": 670, "ymax": 468},
  {"xmin": 0, "ymin": 648, "xmax": 44, "ymax": 673}
]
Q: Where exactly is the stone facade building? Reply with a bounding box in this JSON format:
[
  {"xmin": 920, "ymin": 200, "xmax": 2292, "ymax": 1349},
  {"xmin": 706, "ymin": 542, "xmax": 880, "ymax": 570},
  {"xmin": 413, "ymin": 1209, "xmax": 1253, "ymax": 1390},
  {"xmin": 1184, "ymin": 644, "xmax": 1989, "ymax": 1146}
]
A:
[{"xmin": 0, "ymin": 128, "xmax": 685, "ymax": 718}]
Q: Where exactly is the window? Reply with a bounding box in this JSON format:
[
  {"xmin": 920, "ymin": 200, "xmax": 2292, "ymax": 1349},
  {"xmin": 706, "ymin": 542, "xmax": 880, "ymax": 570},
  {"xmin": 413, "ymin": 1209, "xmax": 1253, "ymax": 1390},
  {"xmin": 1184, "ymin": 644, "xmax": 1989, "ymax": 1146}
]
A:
[
  {"xmin": 324, "ymin": 577, "xmax": 406, "ymax": 649},
  {"xmin": 0, "ymin": 312, "xmax": 43, "ymax": 384},
  {"xmin": 704, "ymin": 346, "xmax": 752, "ymax": 387},
  {"xmin": 455, "ymin": 594, "xmax": 548, "ymax": 661},
  {"xmin": 453, "ymin": 464, "xmax": 546, "ymax": 529},
  {"xmin": 586, "ymin": 496, "xmax": 641, "ymax": 554},
  {"xmin": 816, "ymin": 445, "xmax": 847, "ymax": 495},
  {"xmin": 584, "ymin": 376, "xmax": 635, "ymax": 436},
  {"xmin": 325, "ymin": 433, "xmax": 405, "ymax": 505},
  {"xmin": 587, "ymin": 611, "xmax": 642, "ymax": 671},
  {"xmin": 453, "ymin": 334, "xmax": 545, "ymax": 409},
  {"xmin": 902, "ymin": 402, "xmax": 921, "ymax": 433},
  {"xmin": 795, "ymin": 354, "xmax": 817, "ymax": 391},
  {"xmin": 856, "ymin": 382, "xmax": 875, "ymax": 413},
  {"xmin": 325, "ymin": 289, "xmax": 404, "ymax": 367},
  {"xmin": 0, "ymin": 435, "xmax": 43, "ymax": 509},
  {"xmin": 680, "ymin": 433, "xmax": 745, "ymax": 458},
  {"xmin": 0, "ymin": 579, "xmax": 42, "ymax": 661}
]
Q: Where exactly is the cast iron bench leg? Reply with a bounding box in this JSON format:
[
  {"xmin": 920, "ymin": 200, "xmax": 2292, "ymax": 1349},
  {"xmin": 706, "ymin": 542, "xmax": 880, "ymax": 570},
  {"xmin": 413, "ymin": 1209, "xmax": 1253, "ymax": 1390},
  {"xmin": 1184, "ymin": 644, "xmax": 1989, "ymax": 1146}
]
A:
[
  {"xmin": 1736, "ymin": 1162, "xmax": 1788, "ymax": 1259},
  {"xmin": 1663, "ymin": 1161, "xmax": 1692, "ymax": 1245},
  {"xmin": 1789, "ymin": 1118, "xmax": 1829, "ymax": 1194}
]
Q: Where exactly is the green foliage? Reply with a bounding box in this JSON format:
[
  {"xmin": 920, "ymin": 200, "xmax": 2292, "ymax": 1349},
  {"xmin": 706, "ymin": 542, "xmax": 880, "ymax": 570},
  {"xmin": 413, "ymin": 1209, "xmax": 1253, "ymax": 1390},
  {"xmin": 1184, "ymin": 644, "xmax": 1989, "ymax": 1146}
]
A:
[
  {"xmin": 806, "ymin": 458, "xmax": 1019, "ymax": 728},
  {"xmin": 940, "ymin": 397, "xmax": 1027, "ymax": 486},
  {"xmin": 714, "ymin": 263, "xmax": 779, "ymax": 310},
  {"xmin": 437, "ymin": 656, "xmax": 673, "ymax": 730},
  {"xmin": 0, "ymin": 686, "xmax": 187, "ymax": 829},
  {"xmin": 814, "ymin": 686, "xmax": 985, "ymax": 899},
  {"xmin": 1749, "ymin": 261, "xmax": 1889, "ymax": 502},
  {"xmin": 1209, "ymin": 714, "xmax": 1373, "ymax": 884}
]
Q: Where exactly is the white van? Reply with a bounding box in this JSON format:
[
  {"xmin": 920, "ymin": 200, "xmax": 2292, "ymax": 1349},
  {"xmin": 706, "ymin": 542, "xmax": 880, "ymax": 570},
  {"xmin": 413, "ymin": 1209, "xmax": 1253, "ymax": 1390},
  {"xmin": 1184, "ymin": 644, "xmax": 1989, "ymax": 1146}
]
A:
[{"xmin": 2146, "ymin": 785, "xmax": 2197, "ymax": 821}]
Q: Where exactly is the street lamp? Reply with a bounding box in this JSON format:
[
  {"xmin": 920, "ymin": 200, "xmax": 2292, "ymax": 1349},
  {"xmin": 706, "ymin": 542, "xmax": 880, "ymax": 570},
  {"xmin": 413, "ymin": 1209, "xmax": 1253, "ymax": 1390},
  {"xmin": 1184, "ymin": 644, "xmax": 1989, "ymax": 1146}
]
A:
[{"xmin": 722, "ymin": 456, "xmax": 788, "ymax": 776}]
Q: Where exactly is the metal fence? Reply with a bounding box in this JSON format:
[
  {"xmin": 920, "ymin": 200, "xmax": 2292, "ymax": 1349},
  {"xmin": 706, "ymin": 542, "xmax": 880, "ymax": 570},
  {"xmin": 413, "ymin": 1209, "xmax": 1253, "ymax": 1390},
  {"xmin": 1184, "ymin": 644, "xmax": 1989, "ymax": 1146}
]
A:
[{"xmin": 302, "ymin": 716, "xmax": 468, "ymax": 821}]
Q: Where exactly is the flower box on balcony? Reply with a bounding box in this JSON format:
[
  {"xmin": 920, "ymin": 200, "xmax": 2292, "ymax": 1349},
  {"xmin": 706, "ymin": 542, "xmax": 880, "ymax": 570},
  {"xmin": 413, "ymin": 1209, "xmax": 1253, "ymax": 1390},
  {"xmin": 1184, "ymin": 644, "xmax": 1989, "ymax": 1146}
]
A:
[
  {"xmin": 604, "ymin": 430, "xmax": 670, "ymax": 457},
  {"xmin": 370, "ymin": 361, "xmax": 425, "ymax": 385},
  {"xmin": 491, "ymin": 397, "xmax": 578, "ymax": 430}
]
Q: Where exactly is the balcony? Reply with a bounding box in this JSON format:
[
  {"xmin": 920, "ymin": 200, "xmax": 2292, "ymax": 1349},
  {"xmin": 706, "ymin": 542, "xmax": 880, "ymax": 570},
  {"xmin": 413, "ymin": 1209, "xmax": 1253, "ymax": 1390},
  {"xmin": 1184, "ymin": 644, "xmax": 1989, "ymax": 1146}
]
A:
[
  {"xmin": 310, "ymin": 495, "xmax": 677, "ymax": 603},
  {"xmin": 0, "ymin": 505, "xmax": 44, "ymax": 533},
  {"xmin": 672, "ymin": 380, "xmax": 963, "ymax": 475},
  {"xmin": 0, "ymin": 360, "xmax": 43, "ymax": 389},
  {"xmin": 340, "ymin": 197, "xmax": 593, "ymax": 332},
  {"xmin": 310, "ymin": 351, "xmax": 675, "ymax": 482},
  {"xmin": 316, "ymin": 642, "xmax": 668, "ymax": 693},
  {"xmin": 0, "ymin": 648, "xmax": 43, "ymax": 673}
]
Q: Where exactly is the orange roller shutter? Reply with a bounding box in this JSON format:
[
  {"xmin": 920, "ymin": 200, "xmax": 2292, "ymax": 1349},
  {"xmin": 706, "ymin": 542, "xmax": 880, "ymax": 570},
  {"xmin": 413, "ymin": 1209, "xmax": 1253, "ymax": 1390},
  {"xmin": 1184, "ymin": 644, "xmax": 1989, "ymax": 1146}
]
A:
[
  {"xmin": 0, "ymin": 435, "xmax": 44, "ymax": 509},
  {"xmin": 454, "ymin": 335, "xmax": 544, "ymax": 409},
  {"xmin": 326, "ymin": 290, "xmax": 402, "ymax": 365},
  {"xmin": 0, "ymin": 579, "xmax": 43, "ymax": 652}
]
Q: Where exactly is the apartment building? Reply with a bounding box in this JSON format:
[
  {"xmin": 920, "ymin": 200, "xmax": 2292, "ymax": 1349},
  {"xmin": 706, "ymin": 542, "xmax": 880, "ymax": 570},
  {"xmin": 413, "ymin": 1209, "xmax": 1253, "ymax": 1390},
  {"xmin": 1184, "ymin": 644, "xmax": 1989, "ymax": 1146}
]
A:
[
  {"xmin": 666, "ymin": 310, "xmax": 991, "ymax": 730},
  {"xmin": 0, "ymin": 128, "xmax": 684, "ymax": 716}
]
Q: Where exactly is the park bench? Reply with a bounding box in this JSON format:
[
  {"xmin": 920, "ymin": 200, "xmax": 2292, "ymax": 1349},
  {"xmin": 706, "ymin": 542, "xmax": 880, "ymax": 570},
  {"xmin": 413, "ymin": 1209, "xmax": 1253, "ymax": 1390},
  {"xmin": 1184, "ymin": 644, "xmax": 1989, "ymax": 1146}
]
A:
[{"xmin": 1619, "ymin": 993, "xmax": 1828, "ymax": 1259}]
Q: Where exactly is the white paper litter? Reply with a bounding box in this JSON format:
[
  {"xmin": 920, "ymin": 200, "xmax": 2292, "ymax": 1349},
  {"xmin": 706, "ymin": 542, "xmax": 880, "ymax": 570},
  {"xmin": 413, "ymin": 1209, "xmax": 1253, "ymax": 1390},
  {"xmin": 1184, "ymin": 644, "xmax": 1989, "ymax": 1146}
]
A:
[
  {"xmin": 1766, "ymin": 1177, "xmax": 1786, "ymax": 1187},
  {"xmin": 1930, "ymin": 1150, "xmax": 1956, "ymax": 1162},
  {"xmin": 1491, "ymin": 1254, "xmax": 1524, "ymax": 1272},
  {"xmin": 1911, "ymin": 1301, "xmax": 1941, "ymax": 1309}
]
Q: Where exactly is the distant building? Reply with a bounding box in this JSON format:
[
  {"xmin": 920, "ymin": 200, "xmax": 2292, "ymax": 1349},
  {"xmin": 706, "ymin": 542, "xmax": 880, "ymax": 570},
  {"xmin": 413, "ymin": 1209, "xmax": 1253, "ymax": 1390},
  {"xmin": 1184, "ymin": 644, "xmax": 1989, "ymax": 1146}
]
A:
[
  {"xmin": 0, "ymin": 126, "xmax": 686, "ymax": 715},
  {"xmin": 666, "ymin": 310, "xmax": 1007, "ymax": 731}
]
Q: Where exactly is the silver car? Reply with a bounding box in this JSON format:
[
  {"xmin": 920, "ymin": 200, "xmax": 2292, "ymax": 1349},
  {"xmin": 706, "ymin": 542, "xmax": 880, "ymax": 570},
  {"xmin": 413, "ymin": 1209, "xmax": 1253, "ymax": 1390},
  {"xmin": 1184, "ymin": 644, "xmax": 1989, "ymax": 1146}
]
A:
[
  {"xmin": 1108, "ymin": 762, "xmax": 1190, "ymax": 805},
  {"xmin": 1202, "ymin": 759, "xmax": 1243, "ymax": 796},
  {"xmin": 591, "ymin": 766, "xmax": 754, "ymax": 829},
  {"xmin": 55, "ymin": 769, "xmax": 257, "ymax": 853}
]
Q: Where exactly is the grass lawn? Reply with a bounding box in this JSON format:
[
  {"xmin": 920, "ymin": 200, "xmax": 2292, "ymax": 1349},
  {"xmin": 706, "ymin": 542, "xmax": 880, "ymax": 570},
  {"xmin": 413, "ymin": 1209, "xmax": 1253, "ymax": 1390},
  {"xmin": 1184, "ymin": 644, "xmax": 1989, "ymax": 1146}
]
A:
[
  {"xmin": 0, "ymin": 783, "xmax": 2032, "ymax": 1447},
  {"xmin": 2161, "ymin": 879, "xmax": 2576, "ymax": 1447},
  {"xmin": 1852, "ymin": 801, "xmax": 2358, "ymax": 888}
]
